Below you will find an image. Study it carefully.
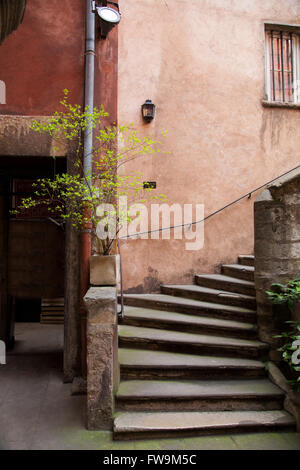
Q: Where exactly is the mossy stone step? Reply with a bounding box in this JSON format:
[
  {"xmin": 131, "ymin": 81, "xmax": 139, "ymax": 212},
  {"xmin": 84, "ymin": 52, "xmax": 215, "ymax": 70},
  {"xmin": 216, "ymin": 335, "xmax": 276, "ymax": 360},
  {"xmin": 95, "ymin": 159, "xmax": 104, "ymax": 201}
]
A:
[
  {"xmin": 114, "ymin": 410, "xmax": 295, "ymax": 440},
  {"xmin": 195, "ymin": 274, "xmax": 255, "ymax": 296},
  {"xmin": 238, "ymin": 255, "xmax": 255, "ymax": 267},
  {"xmin": 121, "ymin": 293, "xmax": 256, "ymax": 323},
  {"xmin": 222, "ymin": 264, "xmax": 255, "ymax": 282},
  {"xmin": 121, "ymin": 305, "xmax": 258, "ymax": 339},
  {"xmin": 118, "ymin": 325, "xmax": 268, "ymax": 359},
  {"xmin": 161, "ymin": 284, "xmax": 256, "ymax": 309},
  {"xmin": 116, "ymin": 379, "xmax": 284, "ymax": 412},
  {"xmin": 119, "ymin": 348, "xmax": 266, "ymax": 380}
]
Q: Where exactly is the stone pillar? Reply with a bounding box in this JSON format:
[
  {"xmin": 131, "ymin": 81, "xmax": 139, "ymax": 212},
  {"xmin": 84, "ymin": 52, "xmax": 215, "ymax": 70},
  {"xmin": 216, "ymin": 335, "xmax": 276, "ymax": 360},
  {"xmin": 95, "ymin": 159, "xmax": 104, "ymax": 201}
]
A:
[
  {"xmin": 84, "ymin": 286, "xmax": 119, "ymax": 430},
  {"xmin": 0, "ymin": 179, "xmax": 9, "ymax": 344},
  {"xmin": 64, "ymin": 151, "xmax": 82, "ymax": 383},
  {"xmin": 254, "ymin": 168, "xmax": 300, "ymax": 358},
  {"xmin": 64, "ymin": 221, "xmax": 82, "ymax": 382}
]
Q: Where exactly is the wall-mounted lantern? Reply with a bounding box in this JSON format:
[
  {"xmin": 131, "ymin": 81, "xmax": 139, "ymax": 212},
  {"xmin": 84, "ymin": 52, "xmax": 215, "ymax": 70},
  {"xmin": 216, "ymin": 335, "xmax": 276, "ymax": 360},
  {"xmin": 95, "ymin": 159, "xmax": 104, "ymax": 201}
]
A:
[
  {"xmin": 92, "ymin": 1, "xmax": 121, "ymax": 39},
  {"xmin": 141, "ymin": 100, "xmax": 155, "ymax": 123}
]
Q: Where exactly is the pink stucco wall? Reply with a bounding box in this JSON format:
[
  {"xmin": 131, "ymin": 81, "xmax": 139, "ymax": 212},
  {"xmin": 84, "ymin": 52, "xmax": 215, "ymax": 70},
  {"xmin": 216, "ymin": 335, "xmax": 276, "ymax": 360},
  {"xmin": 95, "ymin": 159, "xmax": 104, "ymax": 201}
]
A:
[{"xmin": 118, "ymin": 0, "xmax": 300, "ymax": 292}]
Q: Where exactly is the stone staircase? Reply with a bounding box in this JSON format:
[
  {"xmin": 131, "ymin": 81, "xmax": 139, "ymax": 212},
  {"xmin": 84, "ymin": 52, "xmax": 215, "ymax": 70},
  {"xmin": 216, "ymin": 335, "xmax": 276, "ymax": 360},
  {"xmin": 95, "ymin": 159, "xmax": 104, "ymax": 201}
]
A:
[{"xmin": 114, "ymin": 255, "xmax": 296, "ymax": 440}]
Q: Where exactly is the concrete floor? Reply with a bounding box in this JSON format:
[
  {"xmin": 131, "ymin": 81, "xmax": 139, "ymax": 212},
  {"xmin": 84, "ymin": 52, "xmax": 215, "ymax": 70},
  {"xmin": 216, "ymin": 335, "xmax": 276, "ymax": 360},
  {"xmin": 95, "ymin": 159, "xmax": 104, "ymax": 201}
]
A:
[{"xmin": 0, "ymin": 322, "xmax": 300, "ymax": 450}]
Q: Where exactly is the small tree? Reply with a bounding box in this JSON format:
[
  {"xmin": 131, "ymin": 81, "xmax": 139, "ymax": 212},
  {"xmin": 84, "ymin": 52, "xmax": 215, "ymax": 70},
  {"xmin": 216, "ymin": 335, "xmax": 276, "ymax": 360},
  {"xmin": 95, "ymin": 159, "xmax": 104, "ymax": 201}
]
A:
[{"xmin": 14, "ymin": 90, "xmax": 168, "ymax": 254}]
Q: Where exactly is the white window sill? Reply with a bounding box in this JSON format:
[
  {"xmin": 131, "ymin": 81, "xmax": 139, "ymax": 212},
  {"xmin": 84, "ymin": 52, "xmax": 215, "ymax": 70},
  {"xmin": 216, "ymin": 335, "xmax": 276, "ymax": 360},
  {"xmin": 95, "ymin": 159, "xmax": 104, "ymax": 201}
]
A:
[{"xmin": 262, "ymin": 100, "xmax": 300, "ymax": 109}]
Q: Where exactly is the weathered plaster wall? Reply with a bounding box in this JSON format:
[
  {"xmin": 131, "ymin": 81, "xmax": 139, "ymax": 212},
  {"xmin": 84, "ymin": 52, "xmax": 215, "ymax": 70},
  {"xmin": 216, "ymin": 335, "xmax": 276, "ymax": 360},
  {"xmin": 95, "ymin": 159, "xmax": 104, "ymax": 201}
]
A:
[
  {"xmin": 0, "ymin": 0, "xmax": 26, "ymax": 45},
  {"xmin": 0, "ymin": 0, "xmax": 85, "ymax": 115},
  {"xmin": 0, "ymin": 0, "xmax": 118, "ymax": 122},
  {"xmin": 118, "ymin": 0, "xmax": 300, "ymax": 291},
  {"xmin": 0, "ymin": 115, "xmax": 69, "ymax": 156}
]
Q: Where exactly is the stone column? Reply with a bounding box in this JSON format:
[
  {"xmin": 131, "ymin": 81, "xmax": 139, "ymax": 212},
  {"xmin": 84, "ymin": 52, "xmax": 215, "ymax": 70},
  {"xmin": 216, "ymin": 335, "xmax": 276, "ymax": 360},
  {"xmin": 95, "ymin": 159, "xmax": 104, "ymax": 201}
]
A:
[
  {"xmin": 84, "ymin": 286, "xmax": 119, "ymax": 430},
  {"xmin": 64, "ymin": 150, "xmax": 82, "ymax": 383},
  {"xmin": 64, "ymin": 220, "xmax": 82, "ymax": 382},
  {"xmin": 254, "ymin": 168, "xmax": 300, "ymax": 358},
  {"xmin": 0, "ymin": 179, "xmax": 9, "ymax": 343}
]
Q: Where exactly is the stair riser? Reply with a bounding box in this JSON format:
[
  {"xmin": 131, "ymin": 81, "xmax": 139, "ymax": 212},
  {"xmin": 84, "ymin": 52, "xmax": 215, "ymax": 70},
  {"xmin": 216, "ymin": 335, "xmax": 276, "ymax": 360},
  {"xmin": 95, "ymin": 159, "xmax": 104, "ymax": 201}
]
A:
[
  {"xmin": 122, "ymin": 317, "xmax": 258, "ymax": 340},
  {"xmin": 121, "ymin": 298, "xmax": 256, "ymax": 324},
  {"xmin": 195, "ymin": 276, "xmax": 255, "ymax": 297},
  {"xmin": 120, "ymin": 367, "xmax": 266, "ymax": 381},
  {"xmin": 116, "ymin": 397, "xmax": 284, "ymax": 412},
  {"xmin": 160, "ymin": 286, "xmax": 256, "ymax": 309},
  {"xmin": 114, "ymin": 423, "xmax": 295, "ymax": 441},
  {"xmin": 222, "ymin": 266, "xmax": 254, "ymax": 282},
  {"xmin": 119, "ymin": 338, "xmax": 268, "ymax": 360},
  {"xmin": 238, "ymin": 257, "xmax": 255, "ymax": 267}
]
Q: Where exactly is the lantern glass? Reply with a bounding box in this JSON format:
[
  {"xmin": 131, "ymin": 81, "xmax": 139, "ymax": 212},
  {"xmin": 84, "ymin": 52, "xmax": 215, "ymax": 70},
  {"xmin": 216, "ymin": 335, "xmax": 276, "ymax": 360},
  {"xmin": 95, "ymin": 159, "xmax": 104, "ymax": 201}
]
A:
[{"xmin": 142, "ymin": 100, "xmax": 155, "ymax": 122}]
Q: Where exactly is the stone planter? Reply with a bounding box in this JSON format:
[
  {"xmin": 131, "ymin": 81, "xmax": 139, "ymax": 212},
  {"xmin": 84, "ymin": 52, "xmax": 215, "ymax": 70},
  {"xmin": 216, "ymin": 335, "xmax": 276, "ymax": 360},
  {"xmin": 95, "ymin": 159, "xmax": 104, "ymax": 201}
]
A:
[{"xmin": 89, "ymin": 254, "xmax": 120, "ymax": 286}]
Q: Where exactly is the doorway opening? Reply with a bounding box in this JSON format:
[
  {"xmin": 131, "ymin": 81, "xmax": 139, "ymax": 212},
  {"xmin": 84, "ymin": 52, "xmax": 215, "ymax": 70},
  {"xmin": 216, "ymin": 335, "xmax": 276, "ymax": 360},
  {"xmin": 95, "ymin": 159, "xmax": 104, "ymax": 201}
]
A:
[{"xmin": 0, "ymin": 155, "xmax": 66, "ymax": 362}]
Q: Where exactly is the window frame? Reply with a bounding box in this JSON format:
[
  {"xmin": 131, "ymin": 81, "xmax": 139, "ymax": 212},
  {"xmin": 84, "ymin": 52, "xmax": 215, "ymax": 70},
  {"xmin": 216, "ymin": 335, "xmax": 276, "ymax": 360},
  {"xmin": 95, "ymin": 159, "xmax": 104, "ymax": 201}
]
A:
[{"xmin": 264, "ymin": 22, "xmax": 300, "ymax": 105}]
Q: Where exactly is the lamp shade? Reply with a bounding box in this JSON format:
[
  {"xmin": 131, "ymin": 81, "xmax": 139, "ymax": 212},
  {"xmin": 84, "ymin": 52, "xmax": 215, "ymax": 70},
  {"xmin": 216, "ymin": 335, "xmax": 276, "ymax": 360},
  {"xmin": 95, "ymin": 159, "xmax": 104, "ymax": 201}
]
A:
[{"xmin": 96, "ymin": 6, "xmax": 121, "ymax": 38}]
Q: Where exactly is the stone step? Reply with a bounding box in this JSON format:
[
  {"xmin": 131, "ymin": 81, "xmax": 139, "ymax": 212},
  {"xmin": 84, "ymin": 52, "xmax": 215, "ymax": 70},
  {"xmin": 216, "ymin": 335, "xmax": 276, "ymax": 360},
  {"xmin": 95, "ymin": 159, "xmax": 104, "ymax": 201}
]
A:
[
  {"xmin": 161, "ymin": 284, "xmax": 256, "ymax": 309},
  {"xmin": 222, "ymin": 264, "xmax": 255, "ymax": 282},
  {"xmin": 118, "ymin": 325, "xmax": 268, "ymax": 359},
  {"xmin": 113, "ymin": 409, "xmax": 295, "ymax": 440},
  {"xmin": 238, "ymin": 255, "xmax": 255, "ymax": 267},
  {"xmin": 195, "ymin": 274, "xmax": 256, "ymax": 296},
  {"xmin": 121, "ymin": 305, "xmax": 258, "ymax": 340},
  {"xmin": 116, "ymin": 379, "xmax": 285, "ymax": 412},
  {"xmin": 121, "ymin": 293, "xmax": 256, "ymax": 324},
  {"xmin": 119, "ymin": 348, "xmax": 265, "ymax": 380}
]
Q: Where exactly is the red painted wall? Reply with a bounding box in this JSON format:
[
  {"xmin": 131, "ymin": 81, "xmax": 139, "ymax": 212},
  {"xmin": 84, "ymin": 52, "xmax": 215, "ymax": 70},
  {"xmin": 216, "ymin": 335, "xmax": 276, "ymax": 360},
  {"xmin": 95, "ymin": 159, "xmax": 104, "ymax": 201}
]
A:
[
  {"xmin": 0, "ymin": 0, "xmax": 85, "ymax": 115},
  {"xmin": 95, "ymin": 27, "xmax": 118, "ymax": 125}
]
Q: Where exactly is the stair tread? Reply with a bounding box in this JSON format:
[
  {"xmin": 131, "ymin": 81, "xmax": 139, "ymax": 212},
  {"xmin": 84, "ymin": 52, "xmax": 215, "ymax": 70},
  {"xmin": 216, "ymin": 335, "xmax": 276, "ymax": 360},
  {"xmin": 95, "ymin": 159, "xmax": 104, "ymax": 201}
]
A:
[
  {"xmin": 114, "ymin": 410, "xmax": 295, "ymax": 433},
  {"xmin": 162, "ymin": 284, "xmax": 255, "ymax": 301},
  {"xmin": 122, "ymin": 305, "xmax": 257, "ymax": 331},
  {"xmin": 119, "ymin": 348, "xmax": 265, "ymax": 369},
  {"xmin": 118, "ymin": 325, "xmax": 266, "ymax": 349},
  {"xmin": 222, "ymin": 264, "xmax": 255, "ymax": 272},
  {"xmin": 116, "ymin": 379, "xmax": 284, "ymax": 399},
  {"xmin": 196, "ymin": 273, "xmax": 254, "ymax": 285},
  {"xmin": 122, "ymin": 293, "xmax": 256, "ymax": 314},
  {"xmin": 238, "ymin": 256, "xmax": 255, "ymax": 267}
]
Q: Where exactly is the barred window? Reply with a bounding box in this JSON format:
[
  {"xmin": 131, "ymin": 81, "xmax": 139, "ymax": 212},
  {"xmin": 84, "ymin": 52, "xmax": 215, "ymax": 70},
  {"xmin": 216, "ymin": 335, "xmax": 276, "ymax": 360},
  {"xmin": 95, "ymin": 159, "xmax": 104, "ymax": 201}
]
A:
[{"xmin": 265, "ymin": 28, "xmax": 300, "ymax": 103}]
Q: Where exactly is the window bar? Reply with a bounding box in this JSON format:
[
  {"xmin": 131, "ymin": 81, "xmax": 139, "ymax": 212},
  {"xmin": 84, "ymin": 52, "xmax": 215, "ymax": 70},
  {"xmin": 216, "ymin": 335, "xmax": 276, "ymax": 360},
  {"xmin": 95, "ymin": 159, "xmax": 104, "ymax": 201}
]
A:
[
  {"xmin": 285, "ymin": 36, "xmax": 290, "ymax": 101},
  {"xmin": 280, "ymin": 31, "xmax": 285, "ymax": 102},
  {"xmin": 290, "ymin": 32, "xmax": 294, "ymax": 101},
  {"xmin": 271, "ymin": 31, "xmax": 276, "ymax": 101},
  {"xmin": 277, "ymin": 36, "xmax": 282, "ymax": 100}
]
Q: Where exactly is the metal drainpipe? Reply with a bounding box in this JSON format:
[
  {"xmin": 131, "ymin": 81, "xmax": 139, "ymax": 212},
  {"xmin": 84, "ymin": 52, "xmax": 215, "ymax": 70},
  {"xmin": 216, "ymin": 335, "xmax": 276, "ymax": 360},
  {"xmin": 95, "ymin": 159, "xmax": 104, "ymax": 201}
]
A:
[
  {"xmin": 84, "ymin": 0, "xmax": 95, "ymax": 177},
  {"xmin": 80, "ymin": 0, "xmax": 96, "ymax": 377}
]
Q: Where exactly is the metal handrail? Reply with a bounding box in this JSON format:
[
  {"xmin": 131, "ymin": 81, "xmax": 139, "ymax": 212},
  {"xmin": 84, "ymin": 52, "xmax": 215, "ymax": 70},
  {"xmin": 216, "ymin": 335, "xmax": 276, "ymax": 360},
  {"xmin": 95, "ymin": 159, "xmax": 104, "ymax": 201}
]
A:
[
  {"xmin": 119, "ymin": 165, "xmax": 300, "ymax": 239},
  {"xmin": 117, "ymin": 237, "xmax": 124, "ymax": 322},
  {"xmin": 116, "ymin": 164, "xmax": 299, "ymax": 322}
]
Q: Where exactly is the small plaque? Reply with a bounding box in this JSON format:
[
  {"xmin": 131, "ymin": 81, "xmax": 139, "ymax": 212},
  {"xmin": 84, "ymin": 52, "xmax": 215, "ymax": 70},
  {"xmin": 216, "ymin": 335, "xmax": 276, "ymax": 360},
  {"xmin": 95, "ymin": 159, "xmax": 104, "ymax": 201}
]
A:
[{"xmin": 143, "ymin": 181, "xmax": 156, "ymax": 189}]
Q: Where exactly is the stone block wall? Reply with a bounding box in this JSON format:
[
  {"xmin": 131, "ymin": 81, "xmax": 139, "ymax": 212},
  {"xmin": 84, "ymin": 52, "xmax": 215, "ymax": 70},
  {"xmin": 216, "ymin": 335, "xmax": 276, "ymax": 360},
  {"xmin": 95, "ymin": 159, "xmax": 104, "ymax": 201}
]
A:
[
  {"xmin": 84, "ymin": 286, "xmax": 119, "ymax": 430},
  {"xmin": 254, "ymin": 167, "xmax": 300, "ymax": 358}
]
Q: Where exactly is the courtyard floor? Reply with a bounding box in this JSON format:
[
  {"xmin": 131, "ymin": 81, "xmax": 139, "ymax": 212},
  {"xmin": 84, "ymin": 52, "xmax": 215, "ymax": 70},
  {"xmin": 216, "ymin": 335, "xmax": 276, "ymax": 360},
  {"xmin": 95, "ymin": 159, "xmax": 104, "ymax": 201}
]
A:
[{"xmin": 0, "ymin": 323, "xmax": 299, "ymax": 450}]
